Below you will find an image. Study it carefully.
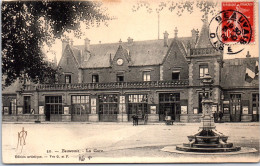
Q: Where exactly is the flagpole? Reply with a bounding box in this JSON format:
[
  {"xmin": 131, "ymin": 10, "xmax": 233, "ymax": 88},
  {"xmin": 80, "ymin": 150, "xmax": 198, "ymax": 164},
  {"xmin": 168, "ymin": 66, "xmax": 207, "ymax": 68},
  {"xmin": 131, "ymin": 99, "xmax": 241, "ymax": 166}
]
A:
[{"xmin": 158, "ymin": 11, "xmax": 160, "ymax": 40}]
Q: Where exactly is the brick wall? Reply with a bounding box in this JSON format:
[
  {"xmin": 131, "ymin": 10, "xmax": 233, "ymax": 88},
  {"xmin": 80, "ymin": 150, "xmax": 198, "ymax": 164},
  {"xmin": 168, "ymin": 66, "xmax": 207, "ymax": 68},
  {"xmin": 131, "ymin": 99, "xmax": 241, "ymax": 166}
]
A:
[
  {"xmin": 161, "ymin": 41, "xmax": 189, "ymax": 81},
  {"xmin": 58, "ymin": 45, "xmax": 80, "ymax": 84},
  {"xmin": 223, "ymin": 89, "xmax": 259, "ymax": 114},
  {"xmin": 189, "ymin": 56, "xmax": 221, "ymax": 86},
  {"xmin": 82, "ymin": 65, "xmax": 160, "ymax": 83}
]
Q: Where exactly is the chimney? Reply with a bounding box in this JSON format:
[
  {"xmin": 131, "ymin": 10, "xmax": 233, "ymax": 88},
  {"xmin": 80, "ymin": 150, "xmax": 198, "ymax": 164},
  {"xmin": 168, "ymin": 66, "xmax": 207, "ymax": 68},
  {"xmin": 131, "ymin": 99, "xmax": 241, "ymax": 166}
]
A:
[
  {"xmin": 99, "ymin": 41, "xmax": 101, "ymax": 44},
  {"xmin": 84, "ymin": 38, "xmax": 90, "ymax": 52},
  {"xmin": 196, "ymin": 29, "xmax": 199, "ymax": 42},
  {"xmin": 187, "ymin": 41, "xmax": 191, "ymax": 56},
  {"xmin": 109, "ymin": 53, "xmax": 112, "ymax": 65},
  {"xmin": 119, "ymin": 39, "xmax": 122, "ymax": 45},
  {"xmin": 62, "ymin": 39, "xmax": 69, "ymax": 55},
  {"xmin": 163, "ymin": 31, "xmax": 169, "ymax": 47},
  {"xmin": 174, "ymin": 27, "xmax": 178, "ymax": 38},
  {"xmin": 127, "ymin": 37, "xmax": 133, "ymax": 46},
  {"xmin": 246, "ymin": 51, "xmax": 251, "ymax": 58},
  {"xmin": 191, "ymin": 29, "xmax": 196, "ymax": 42}
]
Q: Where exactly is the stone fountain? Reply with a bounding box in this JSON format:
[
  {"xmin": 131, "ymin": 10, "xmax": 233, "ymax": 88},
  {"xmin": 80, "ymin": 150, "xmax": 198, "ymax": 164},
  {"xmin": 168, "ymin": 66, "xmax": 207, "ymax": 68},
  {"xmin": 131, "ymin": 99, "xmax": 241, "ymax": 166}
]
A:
[{"xmin": 176, "ymin": 73, "xmax": 241, "ymax": 153}]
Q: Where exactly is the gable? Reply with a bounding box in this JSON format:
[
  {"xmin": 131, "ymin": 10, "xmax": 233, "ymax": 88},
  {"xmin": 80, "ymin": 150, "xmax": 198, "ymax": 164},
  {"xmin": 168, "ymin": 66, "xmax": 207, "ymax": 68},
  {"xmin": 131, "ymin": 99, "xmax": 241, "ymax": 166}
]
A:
[
  {"xmin": 58, "ymin": 45, "xmax": 80, "ymax": 71},
  {"xmin": 162, "ymin": 39, "xmax": 188, "ymax": 65},
  {"xmin": 2, "ymin": 79, "xmax": 21, "ymax": 94},
  {"xmin": 112, "ymin": 45, "xmax": 131, "ymax": 68},
  {"xmin": 160, "ymin": 39, "xmax": 189, "ymax": 80}
]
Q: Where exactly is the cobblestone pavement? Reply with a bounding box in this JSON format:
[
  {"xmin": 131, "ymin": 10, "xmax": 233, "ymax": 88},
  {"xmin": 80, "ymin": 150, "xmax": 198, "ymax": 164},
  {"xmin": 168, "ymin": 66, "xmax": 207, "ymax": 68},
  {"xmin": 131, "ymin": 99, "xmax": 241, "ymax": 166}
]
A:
[{"xmin": 2, "ymin": 122, "xmax": 260, "ymax": 163}]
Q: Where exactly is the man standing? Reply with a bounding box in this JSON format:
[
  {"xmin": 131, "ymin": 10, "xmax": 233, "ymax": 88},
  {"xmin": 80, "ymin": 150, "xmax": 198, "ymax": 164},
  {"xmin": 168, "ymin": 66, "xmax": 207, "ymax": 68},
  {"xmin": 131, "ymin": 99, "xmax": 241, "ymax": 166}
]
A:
[{"xmin": 219, "ymin": 110, "xmax": 224, "ymax": 122}]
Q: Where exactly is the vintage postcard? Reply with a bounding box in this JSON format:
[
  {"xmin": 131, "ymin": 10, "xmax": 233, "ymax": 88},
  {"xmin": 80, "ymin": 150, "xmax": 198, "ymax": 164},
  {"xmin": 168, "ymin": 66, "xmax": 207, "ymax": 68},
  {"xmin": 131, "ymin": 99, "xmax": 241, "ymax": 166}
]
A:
[{"xmin": 1, "ymin": 0, "xmax": 259, "ymax": 164}]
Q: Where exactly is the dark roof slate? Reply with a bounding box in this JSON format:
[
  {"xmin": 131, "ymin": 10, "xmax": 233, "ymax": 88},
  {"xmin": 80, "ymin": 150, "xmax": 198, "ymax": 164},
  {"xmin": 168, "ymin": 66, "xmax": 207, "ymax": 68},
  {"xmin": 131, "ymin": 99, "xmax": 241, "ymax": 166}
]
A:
[
  {"xmin": 221, "ymin": 57, "xmax": 259, "ymax": 87},
  {"xmin": 195, "ymin": 20, "xmax": 212, "ymax": 48},
  {"xmin": 2, "ymin": 79, "xmax": 21, "ymax": 94},
  {"xmin": 73, "ymin": 37, "xmax": 191, "ymax": 68}
]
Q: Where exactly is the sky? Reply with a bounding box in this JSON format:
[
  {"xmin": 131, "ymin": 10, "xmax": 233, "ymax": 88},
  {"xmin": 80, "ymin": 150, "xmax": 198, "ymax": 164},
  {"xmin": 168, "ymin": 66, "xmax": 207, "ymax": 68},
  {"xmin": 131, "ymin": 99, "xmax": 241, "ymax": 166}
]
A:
[{"xmin": 45, "ymin": 0, "xmax": 258, "ymax": 63}]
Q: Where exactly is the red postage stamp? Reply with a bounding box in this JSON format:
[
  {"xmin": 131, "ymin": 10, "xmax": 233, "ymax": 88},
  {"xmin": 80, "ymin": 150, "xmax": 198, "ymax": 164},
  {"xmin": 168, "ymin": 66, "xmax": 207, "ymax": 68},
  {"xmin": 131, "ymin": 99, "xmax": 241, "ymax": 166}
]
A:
[
  {"xmin": 221, "ymin": 1, "xmax": 254, "ymax": 43},
  {"xmin": 208, "ymin": 1, "xmax": 255, "ymax": 54}
]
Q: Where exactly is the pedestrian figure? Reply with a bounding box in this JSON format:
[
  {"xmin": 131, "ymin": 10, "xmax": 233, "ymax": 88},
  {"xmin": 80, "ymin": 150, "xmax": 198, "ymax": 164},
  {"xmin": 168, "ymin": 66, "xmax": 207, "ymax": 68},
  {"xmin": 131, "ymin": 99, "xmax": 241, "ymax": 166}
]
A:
[
  {"xmin": 144, "ymin": 114, "xmax": 148, "ymax": 125},
  {"xmin": 219, "ymin": 111, "xmax": 224, "ymax": 122},
  {"xmin": 17, "ymin": 127, "xmax": 27, "ymax": 153},
  {"xmin": 31, "ymin": 108, "xmax": 35, "ymax": 114},
  {"xmin": 132, "ymin": 115, "xmax": 138, "ymax": 126},
  {"xmin": 132, "ymin": 115, "xmax": 135, "ymax": 126},
  {"xmin": 213, "ymin": 111, "xmax": 217, "ymax": 123}
]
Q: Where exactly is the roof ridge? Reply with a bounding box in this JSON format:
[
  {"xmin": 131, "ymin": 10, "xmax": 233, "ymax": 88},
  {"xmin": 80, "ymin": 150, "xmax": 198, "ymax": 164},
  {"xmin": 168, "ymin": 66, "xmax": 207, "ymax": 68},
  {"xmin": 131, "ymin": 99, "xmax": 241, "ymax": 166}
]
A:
[
  {"xmin": 74, "ymin": 37, "xmax": 194, "ymax": 47},
  {"xmin": 67, "ymin": 45, "xmax": 81, "ymax": 68},
  {"xmin": 224, "ymin": 57, "xmax": 259, "ymax": 60}
]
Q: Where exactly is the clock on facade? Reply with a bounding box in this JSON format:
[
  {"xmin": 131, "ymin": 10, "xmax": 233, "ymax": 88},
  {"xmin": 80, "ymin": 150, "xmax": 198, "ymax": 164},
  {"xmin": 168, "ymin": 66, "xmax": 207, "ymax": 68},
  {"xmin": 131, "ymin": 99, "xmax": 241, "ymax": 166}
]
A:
[{"xmin": 117, "ymin": 59, "xmax": 124, "ymax": 65}]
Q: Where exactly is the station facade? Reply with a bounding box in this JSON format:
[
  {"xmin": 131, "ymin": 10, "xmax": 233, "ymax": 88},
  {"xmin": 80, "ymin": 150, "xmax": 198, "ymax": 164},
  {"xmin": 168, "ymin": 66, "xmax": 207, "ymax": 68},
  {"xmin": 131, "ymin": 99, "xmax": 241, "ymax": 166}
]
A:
[{"xmin": 2, "ymin": 20, "xmax": 259, "ymax": 123}]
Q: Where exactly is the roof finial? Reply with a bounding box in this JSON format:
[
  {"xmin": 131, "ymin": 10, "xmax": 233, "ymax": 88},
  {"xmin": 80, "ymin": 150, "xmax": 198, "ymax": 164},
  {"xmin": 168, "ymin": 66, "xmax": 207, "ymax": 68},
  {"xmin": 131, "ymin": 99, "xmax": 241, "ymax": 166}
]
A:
[{"xmin": 174, "ymin": 27, "xmax": 178, "ymax": 38}]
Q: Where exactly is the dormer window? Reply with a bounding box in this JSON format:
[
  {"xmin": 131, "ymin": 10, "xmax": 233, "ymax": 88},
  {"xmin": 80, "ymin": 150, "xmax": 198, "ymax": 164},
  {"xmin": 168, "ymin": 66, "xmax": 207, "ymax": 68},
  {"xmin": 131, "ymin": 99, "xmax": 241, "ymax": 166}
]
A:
[
  {"xmin": 92, "ymin": 74, "xmax": 99, "ymax": 83},
  {"xmin": 65, "ymin": 75, "xmax": 71, "ymax": 84},
  {"xmin": 117, "ymin": 74, "xmax": 124, "ymax": 82},
  {"xmin": 172, "ymin": 71, "xmax": 180, "ymax": 80},
  {"xmin": 143, "ymin": 71, "xmax": 151, "ymax": 81}
]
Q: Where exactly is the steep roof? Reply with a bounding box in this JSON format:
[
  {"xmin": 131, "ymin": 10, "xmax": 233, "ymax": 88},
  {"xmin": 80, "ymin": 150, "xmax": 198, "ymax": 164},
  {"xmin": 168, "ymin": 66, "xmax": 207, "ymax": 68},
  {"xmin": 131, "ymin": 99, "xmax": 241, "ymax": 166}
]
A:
[
  {"xmin": 221, "ymin": 57, "xmax": 259, "ymax": 88},
  {"xmin": 58, "ymin": 44, "xmax": 81, "ymax": 68},
  {"xmin": 195, "ymin": 18, "xmax": 212, "ymax": 48},
  {"xmin": 2, "ymin": 79, "xmax": 21, "ymax": 94},
  {"xmin": 73, "ymin": 37, "xmax": 191, "ymax": 68}
]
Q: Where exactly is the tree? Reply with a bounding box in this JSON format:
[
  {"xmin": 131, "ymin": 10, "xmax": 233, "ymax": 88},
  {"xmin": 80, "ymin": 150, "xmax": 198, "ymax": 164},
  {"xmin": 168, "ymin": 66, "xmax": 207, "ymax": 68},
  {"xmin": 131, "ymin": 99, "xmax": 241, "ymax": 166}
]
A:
[
  {"xmin": 2, "ymin": 1, "xmax": 111, "ymax": 87},
  {"xmin": 132, "ymin": 0, "xmax": 218, "ymax": 19}
]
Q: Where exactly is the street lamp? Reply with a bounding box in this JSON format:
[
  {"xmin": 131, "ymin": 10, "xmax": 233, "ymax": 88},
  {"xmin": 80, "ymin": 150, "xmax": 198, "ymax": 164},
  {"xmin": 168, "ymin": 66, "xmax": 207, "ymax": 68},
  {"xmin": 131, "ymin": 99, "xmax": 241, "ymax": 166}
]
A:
[{"xmin": 176, "ymin": 72, "xmax": 241, "ymax": 152}]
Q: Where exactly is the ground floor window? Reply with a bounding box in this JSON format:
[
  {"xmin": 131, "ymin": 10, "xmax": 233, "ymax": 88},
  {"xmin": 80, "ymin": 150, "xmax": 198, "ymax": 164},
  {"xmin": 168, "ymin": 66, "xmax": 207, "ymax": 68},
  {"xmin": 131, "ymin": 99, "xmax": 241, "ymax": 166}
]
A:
[
  {"xmin": 10, "ymin": 99, "xmax": 17, "ymax": 114},
  {"xmin": 229, "ymin": 94, "xmax": 242, "ymax": 122},
  {"xmin": 252, "ymin": 93, "xmax": 259, "ymax": 113},
  {"xmin": 45, "ymin": 96, "xmax": 62, "ymax": 114},
  {"xmin": 99, "ymin": 103, "xmax": 118, "ymax": 114},
  {"xmin": 128, "ymin": 94, "xmax": 148, "ymax": 111},
  {"xmin": 127, "ymin": 94, "xmax": 148, "ymax": 121},
  {"xmin": 252, "ymin": 93, "xmax": 259, "ymax": 121},
  {"xmin": 71, "ymin": 96, "xmax": 90, "ymax": 115},
  {"xmin": 230, "ymin": 94, "xmax": 241, "ymax": 114},
  {"xmin": 128, "ymin": 103, "xmax": 148, "ymax": 115},
  {"xmin": 24, "ymin": 96, "xmax": 31, "ymax": 114},
  {"xmin": 159, "ymin": 93, "xmax": 180, "ymax": 121},
  {"xmin": 98, "ymin": 94, "xmax": 118, "ymax": 122}
]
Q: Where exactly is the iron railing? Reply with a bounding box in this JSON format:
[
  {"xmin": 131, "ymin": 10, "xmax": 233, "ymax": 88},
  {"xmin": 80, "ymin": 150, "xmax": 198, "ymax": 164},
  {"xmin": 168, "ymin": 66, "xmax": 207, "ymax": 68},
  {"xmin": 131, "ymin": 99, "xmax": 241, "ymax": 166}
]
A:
[{"xmin": 31, "ymin": 80, "xmax": 189, "ymax": 91}]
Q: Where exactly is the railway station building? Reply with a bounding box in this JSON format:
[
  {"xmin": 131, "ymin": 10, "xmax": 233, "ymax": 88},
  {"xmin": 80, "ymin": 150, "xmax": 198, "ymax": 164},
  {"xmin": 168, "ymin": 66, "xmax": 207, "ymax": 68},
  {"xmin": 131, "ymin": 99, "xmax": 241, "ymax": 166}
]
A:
[{"xmin": 2, "ymin": 20, "xmax": 259, "ymax": 123}]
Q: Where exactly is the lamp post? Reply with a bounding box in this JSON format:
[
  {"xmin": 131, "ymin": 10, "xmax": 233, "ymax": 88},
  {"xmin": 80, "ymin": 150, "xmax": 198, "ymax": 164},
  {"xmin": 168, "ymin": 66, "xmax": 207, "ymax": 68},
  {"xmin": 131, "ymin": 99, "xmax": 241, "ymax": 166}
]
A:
[{"xmin": 176, "ymin": 72, "xmax": 241, "ymax": 152}]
